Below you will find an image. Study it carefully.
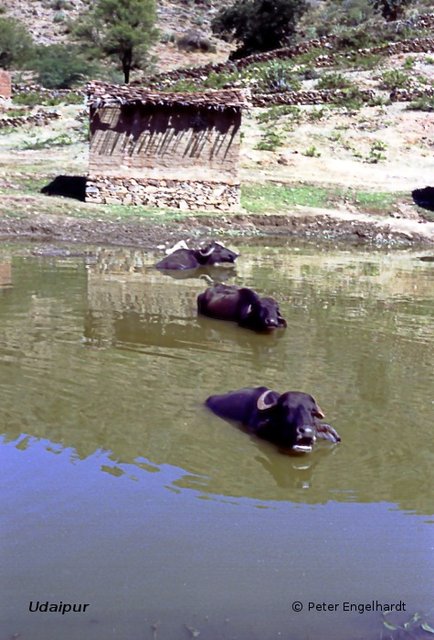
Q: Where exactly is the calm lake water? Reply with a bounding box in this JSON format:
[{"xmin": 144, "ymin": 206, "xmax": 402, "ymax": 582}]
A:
[{"xmin": 0, "ymin": 242, "xmax": 433, "ymax": 640}]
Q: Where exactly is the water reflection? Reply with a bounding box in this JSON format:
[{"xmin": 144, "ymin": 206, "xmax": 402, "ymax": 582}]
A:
[
  {"xmin": 0, "ymin": 260, "xmax": 12, "ymax": 288},
  {"xmin": 0, "ymin": 245, "xmax": 432, "ymax": 513},
  {"xmin": 1, "ymin": 244, "xmax": 433, "ymax": 640}
]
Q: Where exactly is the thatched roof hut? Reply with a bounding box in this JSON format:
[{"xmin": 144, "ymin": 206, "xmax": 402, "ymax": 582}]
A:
[{"xmin": 86, "ymin": 82, "xmax": 250, "ymax": 210}]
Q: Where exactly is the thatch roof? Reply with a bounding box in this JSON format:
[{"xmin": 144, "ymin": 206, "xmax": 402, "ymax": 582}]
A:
[{"xmin": 86, "ymin": 82, "xmax": 250, "ymax": 111}]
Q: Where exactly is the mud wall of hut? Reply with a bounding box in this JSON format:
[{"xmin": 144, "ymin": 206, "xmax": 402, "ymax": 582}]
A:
[
  {"xmin": 88, "ymin": 104, "xmax": 241, "ymax": 182},
  {"xmin": 87, "ymin": 102, "xmax": 242, "ymax": 210}
]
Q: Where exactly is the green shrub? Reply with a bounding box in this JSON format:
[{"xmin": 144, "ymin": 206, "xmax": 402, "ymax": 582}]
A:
[
  {"xmin": 0, "ymin": 16, "xmax": 34, "ymax": 68},
  {"xmin": 338, "ymin": 52, "xmax": 383, "ymax": 70},
  {"xmin": 303, "ymin": 145, "xmax": 321, "ymax": 157},
  {"xmin": 163, "ymin": 79, "xmax": 202, "ymax": 93},
  {"xmin": 20, "ymin": 133, "xmax": 75, "ymax": 150},
  {"xmin": 365, "ymin": 140, "xmax": 387, "ymax": 163},
  {"xmin": 13, "ymin": 92, "xmax": 52, "ymax": 107},
  {"xmin": 316, "ymin": 72, "xmax": 355, "ymax": 90},
  {"xmin": 330, "ymin": 86, "xmax": 366, "ymax": 109},
  {"xmin": 378, "ymin": 69, "xmax": 412, "ymax": 90},
  {"xmin": 306, "ymin": 107, "xmax": 328, "ymax": 121},
  {"xmin": 298, "ymin": 0, "xmax": 378, "ymax": 40},
  {"xmin": 32, "ymin": 44, "xmax": 95, "ymax": 89},
  {"xmin": 402, "ymin": 56, "xmax": 416, "ymax": 69},
  {"xmin": 405, "ymin": 97, "xmax": 434, "ymax": 112},
  {"xmin": 245, "ymin": 60, "xmax": 301, "ymax": 93},
  {"xmin": 255, "ymin": 129, "xmax": 284, "ymax": 151},
  {"xmin": 212, "ymin": 0, "xmax": 307, "ymax": 59},
  {"xmin": 256, "ymin": 104, "xmax": 302, "ymax": 123},
  {"xmin": 204, "ymin": 71, "xmax": 241, "ymax": 89},
  {"xmin": 13, "ymin": 90, "xmax": 83, "ymax": 107}
]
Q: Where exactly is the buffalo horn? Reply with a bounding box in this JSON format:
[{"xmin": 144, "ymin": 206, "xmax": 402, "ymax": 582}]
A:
[
  {"xmin": 313, "ymin": 403, "xmax": 325, "ymax": 419},
  {"xmin": 257, "ymin": 390, "xmax": 277, "ymax": 411},
  {"xmin": 199, "ymin": 244, "xmax": 215, "ymax": 257}
]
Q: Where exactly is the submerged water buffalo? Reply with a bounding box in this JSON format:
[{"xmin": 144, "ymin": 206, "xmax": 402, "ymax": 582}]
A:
[
  {"xmin": 155, "ymin": 241, "xmax": 239, "ymax": 271},
  {"xmin": 197, "ymin": 284, "xmax": 287, "ymax": 332},
  {"xmin": 205, "ymin": 387, "xmax": 341, "ymax": 454}
]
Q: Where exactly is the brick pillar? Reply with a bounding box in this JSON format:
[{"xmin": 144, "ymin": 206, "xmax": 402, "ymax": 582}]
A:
[{"xmin": 0, "ymin": 70, "xmax": 12, "ymax": 100}]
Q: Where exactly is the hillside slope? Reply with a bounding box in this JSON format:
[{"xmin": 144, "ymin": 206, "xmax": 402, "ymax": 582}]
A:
[{"xmin": 1, "ymin": 0, "xmax": 232, "ymax": 72}]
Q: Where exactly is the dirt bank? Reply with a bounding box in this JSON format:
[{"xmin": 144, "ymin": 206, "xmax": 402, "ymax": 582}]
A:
[{"xmin": 0, "ymin": 203, "xmax": 433, "ymax": 250}]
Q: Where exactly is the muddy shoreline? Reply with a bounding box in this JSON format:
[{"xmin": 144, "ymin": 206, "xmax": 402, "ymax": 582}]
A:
[{"xmin": 1, "ymin": 209, "xmax": 433, "ymax": 252}]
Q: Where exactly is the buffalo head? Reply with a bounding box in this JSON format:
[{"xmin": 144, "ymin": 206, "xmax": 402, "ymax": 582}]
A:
[
  {"xmin": 238, "ymin": 290, "xmax": 287, "ymax": 332},
  {"xmin": 195, "ymin": 242, "xmax": 239, "ymax": 267},
  {"xmin": 255, "ymin": 389, "xmax": 325, "ymax": 453},
  {"xmin": 155, "ymin": 241, "xmax": 238, "ymax": 271},
  {"xmin": 197, "ymin": 284, "xmax": 286, "ymax": 332},
  {"xmin": 205, "ymin": 387, "xmax": 340, "ymax": 454}
]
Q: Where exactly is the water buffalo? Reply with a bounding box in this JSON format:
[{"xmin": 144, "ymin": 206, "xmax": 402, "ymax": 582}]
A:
[
  {"xmin": 155, "ymin": 241, "xmax": 238, "ymax": 271},
  {"xmin": 205, "ymin": 387, "xmax": 341, "ymax": 454},
  {"xmin": 412, "ymin": 186, "xmax": 434, "ymax": 212},
  {"xmin": 41, "ymin": 175, "xmax": 87, "ymax": 201},
  {"xmin": 197, "ymin": 284, "xmax": 287, "ymax": 332}
]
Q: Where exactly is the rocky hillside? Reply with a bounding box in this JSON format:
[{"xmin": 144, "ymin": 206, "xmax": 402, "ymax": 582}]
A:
[
  {"xmin": 3, "ymin": 0, "xmax": 434, "ymax": 76},
  {"xmin": 1, "ymin": 0, "xmax": 232, "ymax": 71}
]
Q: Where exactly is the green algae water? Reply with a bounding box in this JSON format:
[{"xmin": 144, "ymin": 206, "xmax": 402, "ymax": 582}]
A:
[{"xmin": 0, "ymin": 243, "xmax": 433, "ymax": 640}]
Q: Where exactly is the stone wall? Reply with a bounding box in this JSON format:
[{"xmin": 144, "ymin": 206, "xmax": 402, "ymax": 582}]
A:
[
  {"xmin": 0, "ymin": 109, "xmax": 60, "ymax": 129},
  {"xmin": 391, "ymin": 86, "xmax": 434, "ymax": 101},
  {"xmin": 12, "ymin": 83, "xmax": 83, "ymax": 100},
  {"xmin": 252, "ymin": 88, "xmax": 376, "ymax": 106},
  {"xmin": 86, "ymin": 176, "xmax": 240, "ymax": 211},
  {"xmin": 252, "ymin": 85, "xmax": 433, "ymax": 106},
  {"xmin": 146, "ymin": 19, "xmax": 434, "ymax": 88}
]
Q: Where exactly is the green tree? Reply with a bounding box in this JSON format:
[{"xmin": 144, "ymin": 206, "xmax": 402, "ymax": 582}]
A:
[
  {"xmin": 0, "ymin": 17, "xmax": 34, "ymax": 69},
  {"xmin": 212, "ymin": 0, "xmax": 307, "ymax": 60},
  {"xmin": 75, "ymin": 0, "xmax": 158, "ymax": 83},
  {"xmin": 371, "ymin": 0, "xmax": 412, "ymax": 20},
  {"xmin": 33, "ymin": 45, "xmax": 95, "ymax": 89}
]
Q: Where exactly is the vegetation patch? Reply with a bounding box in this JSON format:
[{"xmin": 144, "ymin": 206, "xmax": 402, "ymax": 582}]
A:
[
  {"xmin": 255, "ymin": 130, "xmax": 285, "ymax": 151},
  {"xmin": 256, "ymin": 104, "xmax": 302, "ymax": 125},
  {"xmin": 316, "ymin": 72, "xmax": 356, "ymax": 90},
  {"xmin": 406, "ymin": 96, "xmax": 434, "ymax": 111},
  {"xmin": 241, "ymin": 182, "xmax": 403, "ymax": 215},
  {"xmin": 378, "ymin": 69, "xmax": 413, "ymax": 90},
  {"xmin": 19, "ymin": 133, "xmax": 75, "ymax": 150},
  {"xmin": 13, "ymin": 91, "xmax": 83, "ymax": 107}
]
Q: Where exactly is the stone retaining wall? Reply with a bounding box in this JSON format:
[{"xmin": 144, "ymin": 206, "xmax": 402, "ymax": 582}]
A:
[
  {"xmin": 146, "ymin": 16, "xmax": 434, "ymax": 88},
  {"xmin": 0, "ymin": 110, "xmax": 60, "ymax": 129},
  {"xmin": 391, "ymin": 86, "xmax": 434, "ymax": 101},
  {"xmin": 86, "ymin": 176, "xmax": 240, "ymax": 210},
  {"xmin": 12, "ymin": 83, "xmax": 83, "ymax": 100},
  {"xmin": 252, "ymin": 88, "xmax": 376, "ymax": 106},
  {"xmin": 251, "ymin": 85, "xmax": 432, "ymax": 106}
]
